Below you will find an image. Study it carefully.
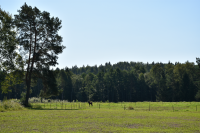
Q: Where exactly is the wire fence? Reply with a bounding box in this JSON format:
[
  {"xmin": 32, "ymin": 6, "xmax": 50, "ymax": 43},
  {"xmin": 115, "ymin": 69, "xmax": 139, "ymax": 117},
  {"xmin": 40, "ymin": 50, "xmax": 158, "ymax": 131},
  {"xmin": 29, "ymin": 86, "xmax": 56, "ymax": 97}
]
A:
[{"xmin": 30, "ymin": 101, "xmax": 200, "ymax": 112}]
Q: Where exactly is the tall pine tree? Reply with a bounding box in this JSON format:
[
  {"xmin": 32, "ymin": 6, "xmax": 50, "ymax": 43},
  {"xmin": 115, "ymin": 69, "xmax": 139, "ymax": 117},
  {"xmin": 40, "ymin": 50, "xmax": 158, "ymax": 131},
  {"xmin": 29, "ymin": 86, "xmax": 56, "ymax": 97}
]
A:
[{"xmin": 14, "ymin": 3, "xmax": 65, "ymax": 106}]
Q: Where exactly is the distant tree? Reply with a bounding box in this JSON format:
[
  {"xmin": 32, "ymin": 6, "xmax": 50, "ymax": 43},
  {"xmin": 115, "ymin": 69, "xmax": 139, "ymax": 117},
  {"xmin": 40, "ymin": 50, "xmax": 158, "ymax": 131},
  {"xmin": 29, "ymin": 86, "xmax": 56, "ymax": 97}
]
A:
[
  {"xmin": 151, "ymin": 64, "xmax": 167, "ymax": 101},
  {"xmin": 195, "ymin": 89, "xmax": 200, "ymax": 101},
  {"xmin": 196, "ymin": 57, "xmax": 200, "ymax": 69},
  {"xmin": 84, "ymin": 73, "xmax": 95, "ymax": 101},
  {"xmin": 138, "ymin": 73, "xmax": 148, "ymax": 101},
  {"xmin": 165, "ymin": 63, "xmax": 175, "ymax": 101},
  {"xmin": 173, "ymin": 62, "xmax": 196, "ymax": 101},
  {"xmin": 39, "ymin": 68, "xmax": 58, "ymax": 102},
  {"xmin": 56, "ymin": 69, "xmax": 67, "ymax": 100},
  {"xmin": 96, "ymin": 71, "xmax": 105, "ymax": 101},
  {"xmin": 65, "ymin": 68, "xmax": 73, "ymax": 100},
  {"xmin": 14, "ymin": 3, "xmax": 65, "ymax": 106},
  {"xmin": 195, "ymin": 58, "xmax": 200, "ymax": 101},
  {"xmin": 144, "ymin": 72, "xmax": 157, "ymax": 101}
]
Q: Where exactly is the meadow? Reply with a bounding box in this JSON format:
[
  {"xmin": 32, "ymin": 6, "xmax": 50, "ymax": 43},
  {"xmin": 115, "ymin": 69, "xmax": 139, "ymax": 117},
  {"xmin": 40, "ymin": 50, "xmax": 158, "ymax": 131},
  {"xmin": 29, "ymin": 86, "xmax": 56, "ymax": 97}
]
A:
[{"xmin": 1, "ymin": 101, "xmax": 200, "ymax": 132}]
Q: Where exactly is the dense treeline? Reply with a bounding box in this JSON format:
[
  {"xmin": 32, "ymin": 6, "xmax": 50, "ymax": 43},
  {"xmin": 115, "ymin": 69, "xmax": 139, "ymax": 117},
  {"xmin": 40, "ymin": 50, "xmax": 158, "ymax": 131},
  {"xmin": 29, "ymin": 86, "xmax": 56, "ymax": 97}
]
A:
[{"xmin": 1, "ymin": 61, "xmax": 200, "ymax": 102}]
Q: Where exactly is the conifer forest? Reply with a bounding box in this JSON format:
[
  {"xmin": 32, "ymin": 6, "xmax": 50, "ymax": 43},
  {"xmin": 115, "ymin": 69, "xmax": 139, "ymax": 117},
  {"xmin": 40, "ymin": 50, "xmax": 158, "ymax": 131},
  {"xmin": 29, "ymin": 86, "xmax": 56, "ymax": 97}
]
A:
[{"xmin": 1, "ymin": 60, "xmax": 200, "ymax": 102}]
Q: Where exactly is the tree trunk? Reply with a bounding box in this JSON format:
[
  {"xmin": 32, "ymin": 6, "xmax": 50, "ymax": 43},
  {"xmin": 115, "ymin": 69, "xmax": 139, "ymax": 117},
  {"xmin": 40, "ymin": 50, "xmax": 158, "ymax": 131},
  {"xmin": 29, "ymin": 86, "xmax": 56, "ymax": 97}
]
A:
[
  {"xmin": 24, "ymin": 29, "xmax": 36, "ymax": 107},
  {"xmin": 25, "ymin": 80, "xmax": 30, "ymax": 106}
]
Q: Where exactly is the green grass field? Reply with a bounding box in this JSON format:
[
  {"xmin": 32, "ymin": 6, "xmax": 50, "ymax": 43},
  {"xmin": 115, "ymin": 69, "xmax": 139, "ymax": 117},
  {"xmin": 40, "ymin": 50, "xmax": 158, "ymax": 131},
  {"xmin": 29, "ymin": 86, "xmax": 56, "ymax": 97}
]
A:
[{"xmin": 1, "ymin": 102, "xmax": 200, "ymax": 132}]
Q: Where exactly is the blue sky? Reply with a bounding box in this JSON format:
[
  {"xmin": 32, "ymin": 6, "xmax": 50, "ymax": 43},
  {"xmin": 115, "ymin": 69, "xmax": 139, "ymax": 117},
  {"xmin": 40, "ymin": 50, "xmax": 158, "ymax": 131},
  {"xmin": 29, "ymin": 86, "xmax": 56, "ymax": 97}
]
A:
[{"xmin": 1, "ymin": 0, "xmax": 200, "ymax": 68}]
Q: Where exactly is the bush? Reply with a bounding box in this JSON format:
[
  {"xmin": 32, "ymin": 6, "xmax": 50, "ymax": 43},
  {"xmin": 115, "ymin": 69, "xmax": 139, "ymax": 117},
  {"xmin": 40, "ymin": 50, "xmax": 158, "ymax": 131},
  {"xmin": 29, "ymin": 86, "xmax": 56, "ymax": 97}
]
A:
[
  {"xmin": 29, "ymin": 97, "xmax": 50, "ymax": 103},
  {"xmin": 0, "ymin": 99, "xmax": 24, "ymax": 112},
  {"xmin": 29, "ymin": 97, "xmax": 41, "ymax": 103}
]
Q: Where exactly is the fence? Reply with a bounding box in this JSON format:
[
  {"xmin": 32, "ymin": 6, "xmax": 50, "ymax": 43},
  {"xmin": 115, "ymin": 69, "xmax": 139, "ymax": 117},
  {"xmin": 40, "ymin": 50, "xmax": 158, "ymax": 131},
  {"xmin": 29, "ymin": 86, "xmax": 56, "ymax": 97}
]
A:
[{"xmin": 30, "ymin": 101, "xmax": 200, "ymax": 112}]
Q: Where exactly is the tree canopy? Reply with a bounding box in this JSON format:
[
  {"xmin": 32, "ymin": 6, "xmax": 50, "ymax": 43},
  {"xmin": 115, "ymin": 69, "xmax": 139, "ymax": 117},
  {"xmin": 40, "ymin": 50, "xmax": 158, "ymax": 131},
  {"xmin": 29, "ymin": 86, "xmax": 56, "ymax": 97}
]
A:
[{"xmin": 0, "ymin": 3, "xmax": 65, "ymax": 106}]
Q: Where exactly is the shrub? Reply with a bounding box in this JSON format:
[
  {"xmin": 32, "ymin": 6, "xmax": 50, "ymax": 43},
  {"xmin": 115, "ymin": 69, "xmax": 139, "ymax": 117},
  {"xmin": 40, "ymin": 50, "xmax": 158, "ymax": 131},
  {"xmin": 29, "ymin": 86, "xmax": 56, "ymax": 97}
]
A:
[
  {"xmin": 0, "ymin": 99, "xmax": 24, "ymax": 112},
  {"xmin": 29, "ymin": 97, "xmax": 41, "ymax": 103}
]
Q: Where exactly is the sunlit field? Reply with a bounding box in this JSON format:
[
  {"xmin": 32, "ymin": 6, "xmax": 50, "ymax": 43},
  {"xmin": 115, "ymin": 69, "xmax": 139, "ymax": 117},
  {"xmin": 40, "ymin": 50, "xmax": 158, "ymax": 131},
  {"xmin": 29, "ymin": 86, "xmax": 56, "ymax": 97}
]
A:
[
  {"xmin": 31, "ymin": 101, "xmax": 200, "ymax": 112},
  {"xmin": 1, "ymin": 102, "xmax": 200, "ymax": 132}
]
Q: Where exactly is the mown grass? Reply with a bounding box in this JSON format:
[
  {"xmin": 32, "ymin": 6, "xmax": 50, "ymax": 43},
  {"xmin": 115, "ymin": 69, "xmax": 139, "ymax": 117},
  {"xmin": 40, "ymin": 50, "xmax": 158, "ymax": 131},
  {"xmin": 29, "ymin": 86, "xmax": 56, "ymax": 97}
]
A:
[{"xmin": 1, "ymin": 102, "xmax": 200, "ymax": 132}]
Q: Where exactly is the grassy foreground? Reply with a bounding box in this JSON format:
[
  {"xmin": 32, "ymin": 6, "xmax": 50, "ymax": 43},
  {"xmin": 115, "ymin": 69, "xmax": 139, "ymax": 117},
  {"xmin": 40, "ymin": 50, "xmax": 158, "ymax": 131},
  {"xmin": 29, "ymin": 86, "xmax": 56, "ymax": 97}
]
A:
[{"xmin": 0, "ymin": 102, "xmax": 200, "ymax": 132}]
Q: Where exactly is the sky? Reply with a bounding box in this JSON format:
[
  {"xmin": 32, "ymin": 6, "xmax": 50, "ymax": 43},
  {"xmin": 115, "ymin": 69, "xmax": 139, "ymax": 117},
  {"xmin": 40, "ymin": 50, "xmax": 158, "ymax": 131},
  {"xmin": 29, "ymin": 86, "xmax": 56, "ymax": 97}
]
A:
[{"xmin": 1, "ymin": 0, "xmax": 200, "ymax": 68}]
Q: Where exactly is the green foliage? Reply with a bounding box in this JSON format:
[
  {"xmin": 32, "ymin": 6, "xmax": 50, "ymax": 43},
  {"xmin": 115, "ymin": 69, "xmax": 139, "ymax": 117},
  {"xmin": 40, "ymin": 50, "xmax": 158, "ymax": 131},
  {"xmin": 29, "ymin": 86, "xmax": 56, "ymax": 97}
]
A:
[
  {"xmin": 195, "ymin": 89, "xmax": 200, "ymax": 101},
  {"xmin": 0, "ymin": 99, "xmax": 24, "ymax": 112},
  {"xmin": 20, "ymin": 92, "xmax": 26, "ymax": 104},
  {"xmin": 0, "ymin": 8, "xmax": 19, "ymax": 71},
  {"xmin": 10, "ymin": 3, "xmax": 66, "ymax": 106},
  {"xmin": 0, "ymin": 8, "xmax": 24, "ymax": 94},
  {"xmin": 40, "ymin": 69, "xmax": 59, "ymax": 98},
  {"xmin": 1, "ymin": 71, "xmax": 24, "ymax": 94},
  {"xmin": 1, "ymin": 60, "xmax": 200, "ymax": 103}
]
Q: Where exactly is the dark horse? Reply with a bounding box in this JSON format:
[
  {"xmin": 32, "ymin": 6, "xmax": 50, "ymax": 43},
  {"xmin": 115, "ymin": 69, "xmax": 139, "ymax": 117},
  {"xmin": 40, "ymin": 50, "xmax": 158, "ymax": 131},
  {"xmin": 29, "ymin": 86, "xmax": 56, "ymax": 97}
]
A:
[{"xmin": 88, "ymin": 101, "xmax": 93, "ymax": 106}]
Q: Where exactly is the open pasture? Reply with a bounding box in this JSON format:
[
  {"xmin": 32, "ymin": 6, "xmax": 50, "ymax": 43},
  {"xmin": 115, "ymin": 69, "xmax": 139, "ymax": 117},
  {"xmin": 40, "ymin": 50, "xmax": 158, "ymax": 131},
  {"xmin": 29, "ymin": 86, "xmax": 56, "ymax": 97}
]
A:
[
  {"xmin": 1, "ymin": 102, "xmax": 200, "ymax": 132},
  {"xmin": 32, "ymin": 101, "xmax": 200, "ymax": 112}
]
